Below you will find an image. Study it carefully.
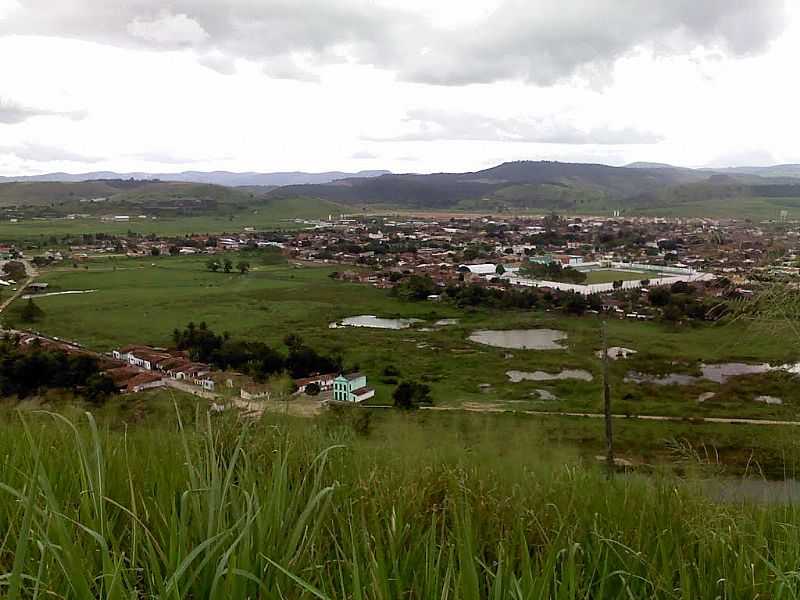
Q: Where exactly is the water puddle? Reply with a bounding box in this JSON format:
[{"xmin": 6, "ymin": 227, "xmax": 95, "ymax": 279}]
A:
[
  {"xmin": 507, "ymin": 369, "xmax": 593, "ymax": 383},
  {"xmin": 330, "ymin": 315, "xmax": 422, "ymax": 330},
  {"xmin": 469, "ymin": 329, "xmax": 567, "ymax": 350},
  {"xmin": 626, "ymin": 362, "xmax": 797, "ymax": 386}
]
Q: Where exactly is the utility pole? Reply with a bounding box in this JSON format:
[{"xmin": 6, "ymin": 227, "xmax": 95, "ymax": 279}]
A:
[{"xmin": 602, "ymin": 321, "xmax": 614, "ymax": 479}]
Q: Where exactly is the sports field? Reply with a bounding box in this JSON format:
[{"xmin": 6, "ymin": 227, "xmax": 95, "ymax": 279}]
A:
[{"xmin": 582, "ymin": 269, "xmax": 660, "ymax": 284}]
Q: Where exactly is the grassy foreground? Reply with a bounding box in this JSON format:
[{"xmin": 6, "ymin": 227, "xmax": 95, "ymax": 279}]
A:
[{"xmin": 3, "ymin": 400, "xmax": 800, "ymax": 598}]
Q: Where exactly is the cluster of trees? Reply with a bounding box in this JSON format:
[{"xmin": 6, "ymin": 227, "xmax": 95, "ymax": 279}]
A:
[
  {"xmin": 519, "ymin": 261, "xmax": 588, "ymax": 284},
  {"xmin": 441, "ymin": 282, "xmax": 602, "ymax": 315},
  {"xmin": 392, "ymin": 275, "xmax": 439, "ymax": 301},
  {"xmin": 0, "ymin": 339, "xmax": 114, "ymax": 401},
  {"xmin": 646, "ymin": 281, "xmax": 726, "ymax": 322},
  {"xmin": 172, "ymin": 323, "xmax": 342, "ymax": 380},
  {"xmin": 2, "ymin": 261, "xmax": 26, "ymax": 282},
  {"xmin": 206, "ymin": 259, "xmax": 250, "ymax": 274}
]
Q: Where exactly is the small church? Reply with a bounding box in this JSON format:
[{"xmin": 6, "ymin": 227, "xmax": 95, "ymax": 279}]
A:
[{"xmin": 332, "ymin": 372, "xmax": 375, "ymax": 403}]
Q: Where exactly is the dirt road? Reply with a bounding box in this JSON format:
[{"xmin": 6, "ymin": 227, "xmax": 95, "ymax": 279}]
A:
[{"xmin": 420, "ymin": 405, "xmax": 800, "ymax": 427}]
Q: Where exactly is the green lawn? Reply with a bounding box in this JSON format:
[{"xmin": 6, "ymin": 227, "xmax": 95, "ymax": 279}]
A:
[
  {"xmin": 583, "ymin": 269, "xmax": 657, "ymax": 284},
  {"xmin": 633, "ymin": 197, "xmax": 800, "ymax": 220},
  {"xmin": 7, "ymin": 251, "xmax": 800, "ymax": 420}
]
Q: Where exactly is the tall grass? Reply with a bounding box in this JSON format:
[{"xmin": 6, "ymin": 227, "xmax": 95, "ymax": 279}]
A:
[{"xmin": 2, "ymin": 406, "xmax": 800, "ymax": 598}]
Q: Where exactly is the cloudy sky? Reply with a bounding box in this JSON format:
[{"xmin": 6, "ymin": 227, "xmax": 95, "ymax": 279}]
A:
[{"xmin": 0, "ymin": 0, "xmax": 798, "ymax": 176}]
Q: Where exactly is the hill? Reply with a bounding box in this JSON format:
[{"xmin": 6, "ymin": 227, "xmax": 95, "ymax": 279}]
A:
[
  {"xmin": 266, "ymin": 160, "xmax": 800, "ymax": 216},
  {"xmin": 0, "ymin": 180, "xmax": 257, "ymax": 217},
  {"xmin": 0, "ymin": 169, "xmax": 391, "ymax": 186},
  {"xmin": 702, "ymin": 164, "xmax": 800, "ymax": 179},
  {"xmin": 267, "ymin": 160, "xmax": 707, "ymax": 210}
]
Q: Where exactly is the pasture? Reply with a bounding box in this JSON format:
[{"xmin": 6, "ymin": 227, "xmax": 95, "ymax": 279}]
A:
[
  {"xmin": 8, "ymin": 251, "xmax": 800, "ymax": 420},
  {"xmin": 0, "ymin": 197, "xmax": 349, "ymax": 244}
]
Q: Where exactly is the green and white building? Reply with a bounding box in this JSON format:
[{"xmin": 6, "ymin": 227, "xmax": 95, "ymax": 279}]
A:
[{"xmin": 332, "ymin": 373, "xmax": 374, "ymax": 403}]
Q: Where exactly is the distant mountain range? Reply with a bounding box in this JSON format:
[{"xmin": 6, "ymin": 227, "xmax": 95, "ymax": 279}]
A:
[
  {"xmin": 4, "ymin": 161, "xmax": 800, "ymax": 216},
  {"xmin": 0, "ymin": 170, "xmax": 391, "ymax": 187},
  {"xmin": 265, "ymin": 160, "xmax": 800, "ymax": 212}
]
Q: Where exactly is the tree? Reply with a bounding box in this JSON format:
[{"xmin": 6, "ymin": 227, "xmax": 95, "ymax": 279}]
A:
[
  {"xmin": 206, "ymin": 259, "xmax": 220, "ymax": 272},
  {"xmin": 495, "ymin": 264, "xmax": 506, "ymax": 275},
  {"xmin": 20, "ymin": 298, "xmax": 43, "ymax": 323},
  {"xmin": 236, "ymin": 261, "xmax": 250, "ymax": 274},
  {"xmin": 305, "ymin": 382, "xmax": 321, "ymax": 396},
  {"xmin": 223, "ymin": 259, "xmax": 233, "ymax": 273},
  {"xmin": 564, "ymin": 292, "xmax": 588, "ymax": 316},
  {"xmin": 662, "ymin": 304, "xmax": 684, "ymax": 322},
  {"xmin": 648, "ymin": 287, "xmax": 671, "ymax": 307},
  {"xmin": 85, "ymin": 374, "xmax": 116, "ymax": 404},
  {"xmin": 395, "ymin": 275, "xmax": 437, "ymax": 301},
  {"xmin": 393, "ymin": 381, "xmax": 432, "ymax": 410}
]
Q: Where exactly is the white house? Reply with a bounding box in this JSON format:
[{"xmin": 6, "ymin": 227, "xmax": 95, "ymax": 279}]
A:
[{"xmin": 332, "ymin": 373, "xmax": 374, "ymax": 403}]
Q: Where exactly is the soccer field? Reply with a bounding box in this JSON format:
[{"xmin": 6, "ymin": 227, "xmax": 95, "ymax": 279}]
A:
[{"xmin": 583, "ymin": 269, "xmax": 657, "ymax": 284}]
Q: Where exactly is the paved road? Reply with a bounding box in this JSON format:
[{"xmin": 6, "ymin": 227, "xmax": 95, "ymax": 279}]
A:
[{"xmin": 420, "ymin": 406, "xmax": 800, "ymax": 427}]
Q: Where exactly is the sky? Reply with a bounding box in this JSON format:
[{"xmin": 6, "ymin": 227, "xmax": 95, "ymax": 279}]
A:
[{"xmin": 0, "ymin": 0, "xmax": 798, "ymax": 176}]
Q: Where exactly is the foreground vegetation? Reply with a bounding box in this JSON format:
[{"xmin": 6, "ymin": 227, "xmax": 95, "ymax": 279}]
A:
[{"xmin": 4, "ymin": 400, "xmax": 800, "ymax": 598}]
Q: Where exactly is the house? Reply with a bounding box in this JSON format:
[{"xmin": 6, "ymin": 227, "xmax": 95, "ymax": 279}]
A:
[
  {"xmin": 332, "ymin": 373, "xmax": 374, "ymax": 403},
  {"xmin": 125, "ymin": 372, "xmax": 166, "ymax": 393},
  {"xmin": 294, "ymin": 372, "xmax": 337, "ymax": 394}
]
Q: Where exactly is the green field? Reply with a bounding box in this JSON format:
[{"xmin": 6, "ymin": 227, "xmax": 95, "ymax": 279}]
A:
[
  {"xmin": 633, "ymin": 197, "xmax": 800, "ymax": 220},
  {"xmin": 583, "ymin": 269, "xmax": 657, "ymax": 284},
  {"xmin": 8, "ymin": 251, "xmax": 800, "ymax": 421},
  {"xmin": 0, "ymin": 197, "xmax": 351, "ymax": 245}
]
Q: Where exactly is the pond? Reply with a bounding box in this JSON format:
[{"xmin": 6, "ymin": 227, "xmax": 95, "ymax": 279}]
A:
[
  {"xmin": 626, "ymin": 362, "xmax": 787, "ymax": 386},
  {"xmin": 699, "ymin": 479, "xmax": 800, "ymax": 505},
  {"xmin": 469, "ymin": 329, "xmax": 567, "ymax": 350},
  {"xmin": 329, "ymin": 315, "xmax": 423, "ymax": 330},
  {"xmin": 507, "ymin": 369, "xmax": 593, "ymax": 383}
]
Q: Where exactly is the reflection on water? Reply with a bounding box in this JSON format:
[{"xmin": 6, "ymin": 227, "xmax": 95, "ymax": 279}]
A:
[
  {"xmin": 699, "ymin": 479, "xmax": 800, "ymax": 504},
  {"xmin": 330, "ymin": 315, "xmax": 422, "ymax": 330},
  {"xmin": 507, "ymin": 369, "xmax": 593, "ymax": 383},
  {"xmin": 469, "ymin": 329, "xmax": 567, "ymax": 350},
  {"xmin": 626, "ymin": 362, "xmax": 796, "ymax": 386}
]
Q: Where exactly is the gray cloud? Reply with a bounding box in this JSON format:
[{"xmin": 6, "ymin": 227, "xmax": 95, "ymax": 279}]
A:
[
  {"xmin": 0, "ymin": 143, "xmax": 101, "ymax": 162},
  {"xmin": 0, "ymin": 0, "xmax": 787, "ymax": 85},
  {"xmin": 367, "ymin": 109, "xmax": 662, "ymax": 145},
  {"xmin": 0, "ymin": 99, "xmax": 87, "ymax": 124},
  {"xmin": 351, "ymin": 150, "xmax": 379, "ymax": 160}
]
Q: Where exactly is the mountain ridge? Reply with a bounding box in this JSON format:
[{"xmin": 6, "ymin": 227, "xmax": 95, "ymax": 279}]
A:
[{"xmin": 0, "ymin": 170, "xmax": 391, "ymax": 187}]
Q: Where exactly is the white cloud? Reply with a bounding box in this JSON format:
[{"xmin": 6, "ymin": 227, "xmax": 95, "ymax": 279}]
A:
[
  {"xmin": 368, "ymin": 109, "xmax": 662, "ymax": 144},
  {"xmin": 0, "ymin": 0, "xmax": 20, "ymax": 21},
  {"xmin": 0, "ymin": 98, "xmax": 87, "ymax": 124},
  {"xmin": 0, "ymin": 2, "xmax": 798, "ymax": 175},
  {"xmin": 127, "ymin": 12, "xmax": 209, "ymax": 46}
]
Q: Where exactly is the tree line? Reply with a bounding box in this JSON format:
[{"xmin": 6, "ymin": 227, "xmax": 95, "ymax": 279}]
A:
[
  {"xmin": 0, "ymin": 337, "xmax": 114, "ymax": 401},
  {"xmin": 172, "ymin": 323, "xmax": 342, "ymax": 381}
]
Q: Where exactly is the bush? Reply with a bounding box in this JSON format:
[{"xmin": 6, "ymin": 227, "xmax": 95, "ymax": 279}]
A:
[
  {"xmin": 393, "ymin": 381, "xmax": 433, "ymax": 410},
  {"xmin": 305, "ymin": 382, "xmax": 321, "ymax": 396}
]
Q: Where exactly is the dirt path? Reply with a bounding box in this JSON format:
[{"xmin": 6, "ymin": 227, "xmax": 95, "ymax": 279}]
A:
[
  {"xmin": 0, "ymin": 260, "xmax": 38, "ymax": 314},
  {"xmin": 420, "ymin": 405, "xmax": 800, "ymax": 427}
]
